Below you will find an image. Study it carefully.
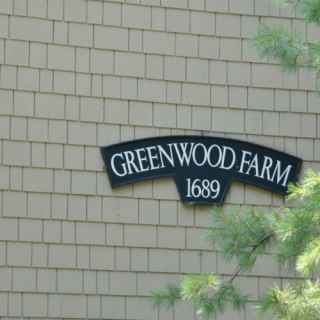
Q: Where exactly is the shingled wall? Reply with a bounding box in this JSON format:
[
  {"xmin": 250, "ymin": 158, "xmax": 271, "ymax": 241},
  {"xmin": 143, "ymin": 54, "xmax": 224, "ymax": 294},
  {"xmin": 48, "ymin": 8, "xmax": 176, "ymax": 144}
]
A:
[{"xmin": 0, "ymin": 0, "xmax": 319, "ymax": 319}]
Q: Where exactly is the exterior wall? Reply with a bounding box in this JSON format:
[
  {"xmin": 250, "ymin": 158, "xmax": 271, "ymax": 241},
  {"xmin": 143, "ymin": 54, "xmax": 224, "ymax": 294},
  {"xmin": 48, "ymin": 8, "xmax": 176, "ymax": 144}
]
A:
[{"xmin": 0, "ymin": 0, "xmax": 319, "ymax": 319}]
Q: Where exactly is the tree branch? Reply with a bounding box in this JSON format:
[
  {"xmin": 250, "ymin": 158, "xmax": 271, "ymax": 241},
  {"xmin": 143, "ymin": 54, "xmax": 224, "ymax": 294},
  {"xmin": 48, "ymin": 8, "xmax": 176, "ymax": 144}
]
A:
[{"xmin": 228, "ymin": 233, "xmax": 274, "ymax": 283}]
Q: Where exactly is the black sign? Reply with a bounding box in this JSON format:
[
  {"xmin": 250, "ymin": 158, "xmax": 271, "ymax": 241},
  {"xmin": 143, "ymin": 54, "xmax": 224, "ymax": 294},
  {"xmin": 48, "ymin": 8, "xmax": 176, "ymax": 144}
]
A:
[{"xmin": 100, "ymin": 136, "xmax": 302, "ymax": 204}]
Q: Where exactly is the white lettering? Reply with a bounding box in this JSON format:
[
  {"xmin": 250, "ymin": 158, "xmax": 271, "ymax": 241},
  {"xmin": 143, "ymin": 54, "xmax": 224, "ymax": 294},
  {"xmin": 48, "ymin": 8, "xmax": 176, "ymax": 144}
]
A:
[
  {"xmin": 271, "ymin": 161, "xmax": 292, "ymax": 187},
  {"xmin": 207, "ymin": 144, "xmax": 222, "ymax": 168},
  {"xmin": 110, "ymin": 143, "xmax": 294, "ymax": 192},
  {"xmin": 158, "ymin": 145, "xmax": 175, "ymax": 168},
  {"xmin": 246, "ymin": 154, "xmax": 259, "ymax": 177},
  {"xmin": 259, "ymin": 156, "xmax": 273, "ymax": 181},
  {"xmin": 192, "ymin": 143, "xmax": 207, "ymax": 167},
  {"xmin": 124, "ymin": 151, "xmax": 140, "ymax": 174},
  {"xmin": 146, "ymin": 146, "xmax": 160, "ymax": 170},
  {"xmin": 110, "ymin": 153, "xmax": 127, "ymax": 177},
  {"xmin": 220, "ymin": 146, "xmax": 236, "ymax": 170},
  {"xmin": 135, "ymin": 148, "xmax": 150, "ymax": 173},
  {"xmin": 239, "ymin": 150, "xmax": 252, "ymax": 174},
  {"xmin": 173, "ymin": 143, "xmax": 195, "ymax": 167}
]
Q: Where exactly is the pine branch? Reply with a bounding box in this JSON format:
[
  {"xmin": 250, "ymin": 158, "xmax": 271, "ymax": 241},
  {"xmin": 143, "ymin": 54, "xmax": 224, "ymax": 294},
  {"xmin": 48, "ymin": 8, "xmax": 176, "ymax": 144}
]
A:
[
  {"xmin": 228, "ymin": 233, "xmax": 274, "ymax": 283},
  {"xmin": 208, "ymin": 207, "xmax": 275, "ymax": 271},
  {"xmin": 297, "ymin": 238, "xmax": 320, "ymax": 276},
  {"xmin": 151, "ymin": 284, "xmax": 181, "ymax": 308},
  {"xmin": 153, "ymin": 170, "xmax": 320, "ymax": 319},
  {"xmin": 254, "ymin": 24, "xmax": 307, "ymax": 70},
  {"xmin": 276, "ymin": 0, "xmax": 320, "ymax": 23},
  {"xmin": 260, "ymin": 281, "xmax": 320, "ymax": 319}
]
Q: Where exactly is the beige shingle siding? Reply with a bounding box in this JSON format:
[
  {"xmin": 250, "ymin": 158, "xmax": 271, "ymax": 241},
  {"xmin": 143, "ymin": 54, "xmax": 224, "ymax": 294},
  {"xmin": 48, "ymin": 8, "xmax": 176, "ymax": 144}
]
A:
[{"xmin": 0, "ymin": 0, "xmax": 318, "ymax": 318}]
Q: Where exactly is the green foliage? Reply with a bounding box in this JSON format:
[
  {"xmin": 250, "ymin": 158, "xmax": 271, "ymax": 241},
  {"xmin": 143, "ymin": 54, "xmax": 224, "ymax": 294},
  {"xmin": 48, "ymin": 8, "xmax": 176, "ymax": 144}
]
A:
[
  {"xmin": 181, "ymin": 274, "xmax": 218, "ymax": 301},
  {"xmin": 260, "ymin": 281, "xmax": 320, "ymax": 319},
  {"xmin": 275, "ymin": 206, "xmax": 319, "ymax": 265},
  {"xmin": 254, "ymin": 0, "xmax": 320, "ymax": 86},
  {"xmin": 152, "ymin": 170, "xmax": 320, "ymax": 319},
  {"xmin": 208, "ymin": 283, "xmax": 248, "ymax": 314},
  {"xmin": 254, "ymin": 24, "xmax": 306, "ymax": 70},
  {"xmin": 153, "ymin": 1, "xmax": 320, "ymax": 318},
  {"xmin": 297, "ymin": 238, "xmax": 320, "ymax": 275},
  {"xmin": 207, "ymin": 207, "xmax": 274, "ymax": 270},
  {"xmin": 152, "ymin": 274, "xmax": 248, "ymax": 319},
  {"xmin": 151, "ymin": 284, "xmax": 181, "ymax": 309},
  {"xmin": 288, "ymin": 169, "xmax": 320, "ymax": 200},
  {"xmin": 180, "ymin": 274, "xmax": 220, "ymax": 318},
  {"xmin": 297, "ymin": 0, "xmax": 320, "ymax": 23},
  {"xmin": 275, "ymin": 171, "xmax": 320, "ymax": 265},
  {"xmin": 274, "ymin": 0, "xmax": 320, "ymax": 24},
  {"xmin": 308, "ymin": 41, "xmax": 320, "ymax": 70}
]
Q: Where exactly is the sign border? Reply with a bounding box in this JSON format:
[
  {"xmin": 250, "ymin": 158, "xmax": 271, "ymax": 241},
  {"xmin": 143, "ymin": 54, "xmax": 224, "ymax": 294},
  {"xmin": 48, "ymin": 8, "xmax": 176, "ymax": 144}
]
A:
[{"xmin": 100, "ymin": 135, "xmax": 302, "ymax": 203}]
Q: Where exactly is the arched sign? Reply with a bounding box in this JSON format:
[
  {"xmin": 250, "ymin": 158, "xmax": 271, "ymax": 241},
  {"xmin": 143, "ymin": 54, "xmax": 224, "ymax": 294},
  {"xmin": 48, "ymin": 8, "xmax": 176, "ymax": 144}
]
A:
[{"xmin": 100, "ymin": 136, "xmax": 302, "ymax": 204}]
